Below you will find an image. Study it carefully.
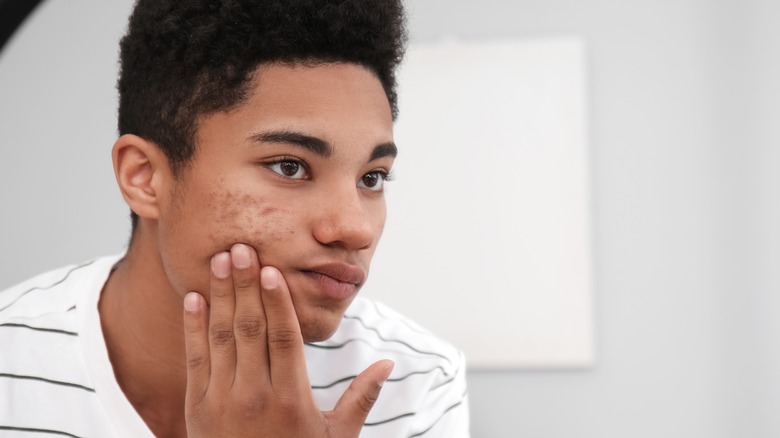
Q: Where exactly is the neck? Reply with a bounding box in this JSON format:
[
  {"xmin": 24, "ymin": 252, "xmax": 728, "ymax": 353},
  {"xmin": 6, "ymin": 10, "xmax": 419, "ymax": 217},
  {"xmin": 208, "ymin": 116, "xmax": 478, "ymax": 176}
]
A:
[{"xmin": 99, "ymin": 228, "xmax": 188, "ymax": 437}]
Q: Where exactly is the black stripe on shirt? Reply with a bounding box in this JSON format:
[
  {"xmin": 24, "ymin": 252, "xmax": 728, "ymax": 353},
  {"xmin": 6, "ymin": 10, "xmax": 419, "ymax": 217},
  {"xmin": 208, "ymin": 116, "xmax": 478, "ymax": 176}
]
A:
[
  {"xmin": 0, "ymin": 261, "xmax": 95, "ymax": 313},
  {"xmin": 429, "ymin": 351, "xmax": 465, "ymax": 391},
  {"xmin": 387, "ymin": 366, "xmax": 451, "ymax": 386},
  {"xmin": 311, "ymin": 365, "xmax": 452, "ymax": 390},
  {"xmin": 339, "ymin": 315, "xmax": 454, "ymax": 365},
  {"xmin": 369, "ymin": 300, "xmax": 433, "ymax": 336},
  {"xmin": 0, "ymin": 323, "xmax": 77, "ymax": 336},
  {"xmin": 407, "ymin": 389, "xmax": 469, "ymax": 437},
  {"xmin": 363, "ymin": 388, "xmax": 468, "ymax": 431},
  {"xmin": 364, "ymin": 411, "xmax": 417, "ymax": 427},
  {"xmin": 0, "ymin": 373, "xmax": 95, "ymax": 393},
  {"xmin": 0, "ymin": 426, "xmax": 82, "ymax": 438},
  {"xmin": 429, "ymin": 374, "xmax": 456, "ymax": 392},
  {"xmin": 310, "ymin": 374, "xmax": 354, "ymax": 390},
  {"xmin": 305, "ymin": 338, "xmax": 454, "ymax": 372}
]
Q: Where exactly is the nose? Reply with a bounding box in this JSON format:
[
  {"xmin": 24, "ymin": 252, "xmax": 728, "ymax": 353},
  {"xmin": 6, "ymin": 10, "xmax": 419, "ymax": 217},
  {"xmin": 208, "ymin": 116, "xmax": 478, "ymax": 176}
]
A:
[{"xmin": 312, "ymin": 186, "xmax": 375, "ymax": 251}]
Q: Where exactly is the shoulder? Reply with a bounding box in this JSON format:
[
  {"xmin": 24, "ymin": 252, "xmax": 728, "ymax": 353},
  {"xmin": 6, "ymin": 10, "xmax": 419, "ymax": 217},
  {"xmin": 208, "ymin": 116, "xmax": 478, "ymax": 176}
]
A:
[
  {"xmin": 0, "ymin": 257, "xmax": 123, "ymax": 436},
  {"xmin": 0, "ymin": 256, "xmax": 119, "ymax": 322},
  {"xmin": 0, "ymin": 260, "xmax": 94, "ymax": 322},
  {"xmin": 0, "ymin": 255, "xmax": 120, "ymax": 360},
  {"xmin": 306, "ymin": 297, "xmax": 471, "ymax": 437}
]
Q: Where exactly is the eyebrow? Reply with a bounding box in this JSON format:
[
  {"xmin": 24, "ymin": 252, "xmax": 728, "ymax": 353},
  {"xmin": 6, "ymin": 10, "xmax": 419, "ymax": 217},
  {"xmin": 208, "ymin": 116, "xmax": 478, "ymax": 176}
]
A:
[
  {"xmin": 370, "ymin": 142, "xmax": 398, "ymax": 161},
  {"xmin": 251, "ymin": 130, "xmax": 332, "ymax": 157},
  {"xmin": 250, "ymin": 129, "xmax": 397, "ymax": 161}
]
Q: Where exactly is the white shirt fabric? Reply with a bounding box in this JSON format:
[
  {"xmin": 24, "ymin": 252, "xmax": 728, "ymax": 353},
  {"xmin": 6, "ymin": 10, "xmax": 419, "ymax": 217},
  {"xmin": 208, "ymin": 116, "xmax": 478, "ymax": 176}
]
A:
[{"xmin": 0, "ymin": 255, "xmax": 469, "ymax": 437}]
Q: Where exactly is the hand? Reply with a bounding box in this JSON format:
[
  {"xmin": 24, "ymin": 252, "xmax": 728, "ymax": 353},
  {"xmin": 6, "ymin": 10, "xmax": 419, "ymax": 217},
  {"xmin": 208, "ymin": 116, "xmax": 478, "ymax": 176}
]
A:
[{"xmin": 182, "ymin": 243, "xmax": 394, "ymax": 437}]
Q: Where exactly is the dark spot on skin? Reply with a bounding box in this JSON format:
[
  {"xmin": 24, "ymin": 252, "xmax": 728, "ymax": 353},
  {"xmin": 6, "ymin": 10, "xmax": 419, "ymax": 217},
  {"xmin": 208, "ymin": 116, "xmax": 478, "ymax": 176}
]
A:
[{"xmin": 207, "ymin": 191, "xmax": 296, "ymax": 249}]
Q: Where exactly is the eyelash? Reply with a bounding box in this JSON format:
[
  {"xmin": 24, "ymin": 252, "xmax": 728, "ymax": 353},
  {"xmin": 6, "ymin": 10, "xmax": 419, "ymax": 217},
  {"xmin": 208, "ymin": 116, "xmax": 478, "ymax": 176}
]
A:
[
  {"xmin": 359, "ymin": 169, "xmax": 394, "ymax": 192},
  {"xmin": 264, "ymin": 156, "xmax": 310, "ymax": 180},
  {"xmin": 263, "ymin": 157, "xmax": 394, "ymax": 191}
]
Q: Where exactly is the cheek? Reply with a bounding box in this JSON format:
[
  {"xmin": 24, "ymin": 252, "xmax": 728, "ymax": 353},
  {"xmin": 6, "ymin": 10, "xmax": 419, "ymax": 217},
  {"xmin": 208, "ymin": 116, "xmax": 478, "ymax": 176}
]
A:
[
  {"xmin": 208, "ymin": 191, "xmax": 297, "ymax": 250},
  {"xmin": 160, "ymin": 190, "xmax": 298, "ymax": 294}
]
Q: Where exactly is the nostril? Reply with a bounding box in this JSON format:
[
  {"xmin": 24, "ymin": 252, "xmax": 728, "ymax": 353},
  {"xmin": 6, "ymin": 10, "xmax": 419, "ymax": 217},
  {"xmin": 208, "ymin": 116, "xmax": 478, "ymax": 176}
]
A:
[{"xmin": 312, "ymin": 215, "xmax": 374, "ymax": 250}]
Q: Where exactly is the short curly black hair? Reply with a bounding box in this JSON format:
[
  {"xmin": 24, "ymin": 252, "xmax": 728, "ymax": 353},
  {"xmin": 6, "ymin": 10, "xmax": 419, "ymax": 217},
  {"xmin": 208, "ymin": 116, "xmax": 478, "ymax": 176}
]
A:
[{"xmin": 117, "ymin": 0, "xmax": 407, "ymax": 230}]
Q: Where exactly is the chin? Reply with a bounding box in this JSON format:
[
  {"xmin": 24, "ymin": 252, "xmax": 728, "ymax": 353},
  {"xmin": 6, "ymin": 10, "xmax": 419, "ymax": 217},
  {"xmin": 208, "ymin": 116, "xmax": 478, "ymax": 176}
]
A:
[{"xmin": 298, "ymin": 310, "xmax": 344, "ymax": 342}]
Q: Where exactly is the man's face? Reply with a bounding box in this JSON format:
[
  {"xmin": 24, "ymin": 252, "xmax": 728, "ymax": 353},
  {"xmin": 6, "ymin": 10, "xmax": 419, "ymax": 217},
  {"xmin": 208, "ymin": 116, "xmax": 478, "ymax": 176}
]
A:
[{"xmin": 156, "ymin": 63, "xmax": 395, "ymax": 341}]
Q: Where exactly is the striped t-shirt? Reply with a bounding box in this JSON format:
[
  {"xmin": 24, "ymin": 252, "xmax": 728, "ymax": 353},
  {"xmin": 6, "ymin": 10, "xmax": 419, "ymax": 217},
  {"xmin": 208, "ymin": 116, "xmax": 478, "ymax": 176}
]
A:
[{"xmin": 0, "ymin": 255, "xmax": 469, "ymax": 437}]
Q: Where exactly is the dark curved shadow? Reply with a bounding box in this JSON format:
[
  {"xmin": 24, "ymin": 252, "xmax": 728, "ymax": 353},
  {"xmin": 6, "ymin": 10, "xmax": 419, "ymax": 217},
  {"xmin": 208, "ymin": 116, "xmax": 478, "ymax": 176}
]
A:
[{"xmin": 0, "ymin": 0, "xmax": 46, "ymax": 55}]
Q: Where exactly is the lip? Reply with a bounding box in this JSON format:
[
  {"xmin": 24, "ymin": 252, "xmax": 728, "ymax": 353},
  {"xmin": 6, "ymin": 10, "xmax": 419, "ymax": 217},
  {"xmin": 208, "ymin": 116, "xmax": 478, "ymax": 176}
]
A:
[{"xmin": 302, "ymin": 263, "xmax": 367, "ymax": 301}]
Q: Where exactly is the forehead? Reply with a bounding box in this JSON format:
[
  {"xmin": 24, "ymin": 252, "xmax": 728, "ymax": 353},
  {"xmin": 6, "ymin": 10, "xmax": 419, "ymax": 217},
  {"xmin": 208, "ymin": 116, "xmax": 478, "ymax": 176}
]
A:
[
  {"xmin": 246, "ymin": 62, "xmax": 391, "ymax": 125},
  {"xmin": 194, "ymin": 62, "xmax": 394, "ymax": 159}
]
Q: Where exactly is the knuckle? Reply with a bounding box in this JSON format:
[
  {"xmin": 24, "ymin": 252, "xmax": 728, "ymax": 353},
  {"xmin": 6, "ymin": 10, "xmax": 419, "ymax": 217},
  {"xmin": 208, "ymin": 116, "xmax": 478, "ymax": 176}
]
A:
[
  {"xmin": 186, "ymin": 400, "xmax": 208, "ymax": 425},
  {"xmin": 187, "ymin": 395, "xmax": 221, "ymax": 423},
  {"xmin": 211, "ymin": 285, "xmax": 231, "ymax": 298},
  {"xmin": 233, "ymin": 272, "xmax": 256, "ymax": 290},
  {"xmin": 235, "ymin": 317, "xmax": 265, "ymax": 340},
  {"xmin": 186, "ymin": 353, "xmax": 209, "ymax": 370},
  {"xmin": 275, "ymin": 395, "xmax": 301, "ymax": 417},
  {"xmin": 209, "ymin": 323, "xmax": 235, "ymax": 346},
  {"xmin": 267, "ymin": 328, "xmax": 300, "ymax": 350},
  {"xmin": 184, "ymin": 320, "xmax": 204, "ymax": 335},
  {"xmin": 357, "ymin": 392, "xmax": 379, "ymax": 412},
  {"xmin": 354, "ymin": 386, "xmax": 380, "ymax": 413},
  {"xmin": 360, "ymin": 390, "xmax": 380, "ymax": 411},
  {"xmin": 235, "ymin": 391, "xmax": 266, "ymax": 417}
]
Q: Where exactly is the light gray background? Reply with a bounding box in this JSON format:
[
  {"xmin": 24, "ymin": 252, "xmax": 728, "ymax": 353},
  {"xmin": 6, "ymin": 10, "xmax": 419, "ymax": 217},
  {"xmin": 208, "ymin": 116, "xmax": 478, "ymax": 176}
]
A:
[{"xmin": 1, "ymin": 1, "xmax": 779, "ymax": 437}]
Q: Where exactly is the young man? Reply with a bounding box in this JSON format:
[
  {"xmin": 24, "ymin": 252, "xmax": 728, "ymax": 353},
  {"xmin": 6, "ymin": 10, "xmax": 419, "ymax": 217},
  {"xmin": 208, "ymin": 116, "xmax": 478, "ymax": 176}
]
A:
[{"xmin": 0, "ymin": 0, "xmax": 469, "ymax": 437}]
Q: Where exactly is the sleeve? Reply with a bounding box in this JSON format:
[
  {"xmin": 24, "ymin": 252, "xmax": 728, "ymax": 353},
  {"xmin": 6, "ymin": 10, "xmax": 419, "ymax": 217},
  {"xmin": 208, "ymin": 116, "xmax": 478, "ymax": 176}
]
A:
[{"xmin": 406, "ymin": 352, "xmax": 471, "ymax": 437}]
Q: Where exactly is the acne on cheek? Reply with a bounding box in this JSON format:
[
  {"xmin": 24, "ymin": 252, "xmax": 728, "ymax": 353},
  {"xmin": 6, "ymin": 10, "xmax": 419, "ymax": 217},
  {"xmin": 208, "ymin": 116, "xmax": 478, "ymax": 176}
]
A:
[{"xmin": 208, "ymin": 192, "xmax": 295, "ymax": 250}]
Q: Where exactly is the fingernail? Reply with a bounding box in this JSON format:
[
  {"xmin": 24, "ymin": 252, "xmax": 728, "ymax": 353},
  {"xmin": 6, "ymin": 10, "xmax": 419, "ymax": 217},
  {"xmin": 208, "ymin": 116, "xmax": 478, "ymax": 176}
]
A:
[
  {"xmin": 184, "ymin": 292, "xmax": 201, "ymax": 312},
  {"xmin": 211, "ymin": 252, "xmax": 231, "ymax": 279},
  {"xmin": 261, "ymin": 266, "xmax": 280, "ymax": 290},
  {"xmin": 232, "ymin": 244, "xmax": 251, "ymax": 269},
  {"xmin": 378, "ymin": 361, "xmax": 395, "ymax": 387}
]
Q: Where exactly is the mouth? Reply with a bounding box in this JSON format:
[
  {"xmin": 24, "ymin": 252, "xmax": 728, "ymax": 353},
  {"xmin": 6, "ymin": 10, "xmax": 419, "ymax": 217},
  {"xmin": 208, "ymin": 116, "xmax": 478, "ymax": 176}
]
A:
[{"xmin": 301, "ymin": 262, "xmax": 367, "ymax": 301}]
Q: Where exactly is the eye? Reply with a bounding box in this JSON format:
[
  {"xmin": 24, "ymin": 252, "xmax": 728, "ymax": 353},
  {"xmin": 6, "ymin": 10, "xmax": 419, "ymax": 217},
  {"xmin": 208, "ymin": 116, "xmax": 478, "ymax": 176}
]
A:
[
  {"xmin": 357, "ymin": 170, "xmax": 391, "ymax": 191},
  {"xmin": 266, "ymin": 159, "xmax": 309, "ymax": 180}
]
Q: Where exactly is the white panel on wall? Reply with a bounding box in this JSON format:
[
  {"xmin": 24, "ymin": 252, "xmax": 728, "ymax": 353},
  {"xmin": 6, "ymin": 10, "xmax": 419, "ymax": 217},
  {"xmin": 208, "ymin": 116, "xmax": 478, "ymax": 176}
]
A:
[{"xmin": 365, "ymin": 38, "xmax": 594, "ymax": 369}]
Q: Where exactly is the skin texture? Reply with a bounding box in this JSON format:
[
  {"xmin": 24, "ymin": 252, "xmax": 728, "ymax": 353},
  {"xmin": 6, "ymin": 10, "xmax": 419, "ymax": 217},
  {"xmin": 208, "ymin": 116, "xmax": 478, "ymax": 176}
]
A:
[{"xmin": 101, "ymin": 62, "xmax": 397, "ymax": 436}]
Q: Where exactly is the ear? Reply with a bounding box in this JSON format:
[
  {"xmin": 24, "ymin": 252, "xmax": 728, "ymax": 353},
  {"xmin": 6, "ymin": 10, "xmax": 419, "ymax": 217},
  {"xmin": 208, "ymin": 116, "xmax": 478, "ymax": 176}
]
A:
[{"xmin": 111, "ymin": 134, "xmax": 171, "ymax": 221}]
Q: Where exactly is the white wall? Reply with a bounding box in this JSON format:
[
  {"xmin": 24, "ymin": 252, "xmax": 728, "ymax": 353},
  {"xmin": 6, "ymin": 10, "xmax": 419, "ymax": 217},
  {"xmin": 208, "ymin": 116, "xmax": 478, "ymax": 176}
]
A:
[
  {"xmin": 0, "ymin": 0, "xmax": 134, "ymax": 285},
  {"xmin": 1, "ymin": 1, "xmax": 778, "ymax": 437},
  {"xmin": 403, "ymin": 0, "xmax": 779, "ymax": 436}
]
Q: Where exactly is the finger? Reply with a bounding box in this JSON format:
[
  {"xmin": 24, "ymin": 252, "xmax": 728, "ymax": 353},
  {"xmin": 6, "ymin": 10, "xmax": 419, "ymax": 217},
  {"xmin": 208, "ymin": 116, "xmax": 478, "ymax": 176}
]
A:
[
  {"xmin": 260, "ymin": 266, "xmax": 309, "ymax": 394},
  {"xmin": 230, "ymin": 243, "xmax": 269, "ymax": 386},
  {"xmin": 331, "ymin": 360, "xmax": 394, "ymax": 431},
  {"xmin": 183, "ymin": 292, "xmax": 211, "ymax": 403},
  {"xmin": 208, "ymin": 251, "xmax": 238, "ymax": 390}
]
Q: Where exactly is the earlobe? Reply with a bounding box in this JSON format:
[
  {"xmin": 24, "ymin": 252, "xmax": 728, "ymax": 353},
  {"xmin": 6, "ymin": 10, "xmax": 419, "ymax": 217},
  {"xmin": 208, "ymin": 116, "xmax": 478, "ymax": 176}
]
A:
[{"xmin": 112, "ymin": 134, "xmax": 169, "ymax": 221}]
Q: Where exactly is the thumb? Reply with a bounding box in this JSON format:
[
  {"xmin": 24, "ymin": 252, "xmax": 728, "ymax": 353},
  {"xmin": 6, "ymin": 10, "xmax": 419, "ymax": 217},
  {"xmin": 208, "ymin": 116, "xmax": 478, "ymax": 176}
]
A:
[{"xmin": 330, "ymin": 360, "xmax": 394, "ymax": 432}]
